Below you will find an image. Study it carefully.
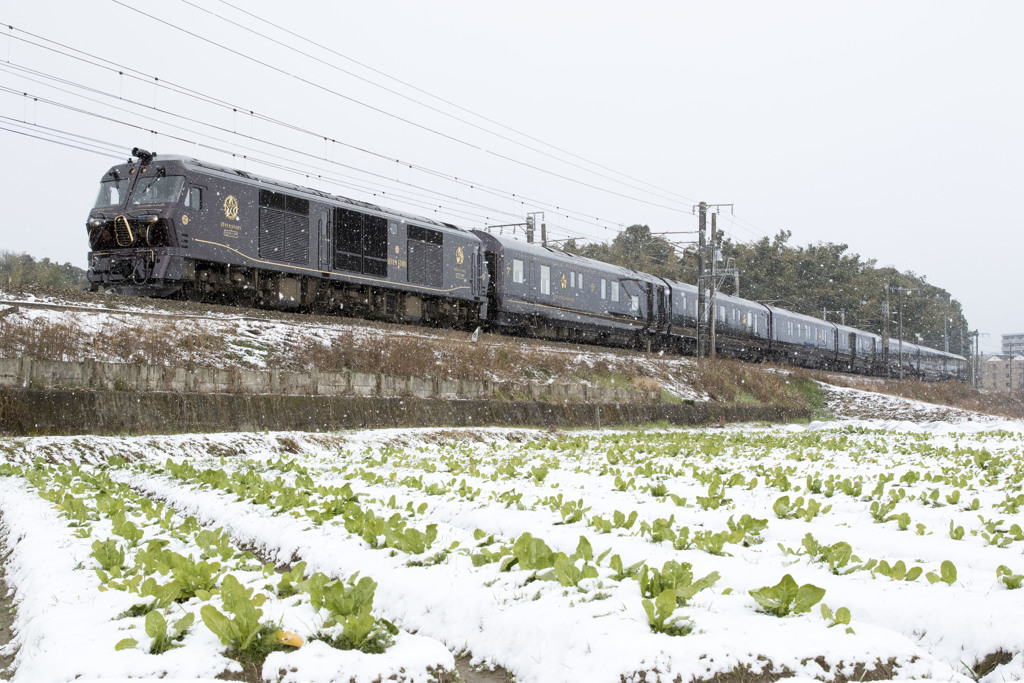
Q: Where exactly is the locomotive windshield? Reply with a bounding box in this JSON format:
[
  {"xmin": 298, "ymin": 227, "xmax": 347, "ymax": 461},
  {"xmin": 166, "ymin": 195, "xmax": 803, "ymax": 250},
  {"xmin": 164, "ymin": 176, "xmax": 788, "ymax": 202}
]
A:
[
  {"xmin": 129, "ymin": 175, "xmax": 186, "ymax": 206},
  {"xmin": 93, "ymin": 178, "xmax": 131, "ymax": 208}
]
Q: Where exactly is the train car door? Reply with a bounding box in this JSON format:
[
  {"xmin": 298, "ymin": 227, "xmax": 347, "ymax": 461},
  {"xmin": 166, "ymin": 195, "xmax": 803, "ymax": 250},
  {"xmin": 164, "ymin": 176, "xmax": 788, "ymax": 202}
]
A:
[
  {"xmin": 655, "ymin": 285, "xmax": 668, "ymax": 333},
  {"xmin": 318, "ymin": 209, "xmax": 330, "ymax": 271}
]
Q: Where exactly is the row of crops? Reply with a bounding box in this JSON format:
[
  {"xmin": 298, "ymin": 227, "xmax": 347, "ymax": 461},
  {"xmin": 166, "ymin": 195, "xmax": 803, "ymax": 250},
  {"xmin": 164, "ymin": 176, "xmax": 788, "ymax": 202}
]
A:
[{"xmin": 0, "ymin": 422, "xmax": 1022, "ymax": 682}]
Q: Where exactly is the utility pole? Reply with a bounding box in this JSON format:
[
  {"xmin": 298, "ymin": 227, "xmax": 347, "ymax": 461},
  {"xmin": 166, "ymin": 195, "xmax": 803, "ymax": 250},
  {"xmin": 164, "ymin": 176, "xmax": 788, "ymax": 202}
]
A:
[
  {"xmin": 895, "ymin": 287, "xmax": 916, "ymax": 380},
  {"xmin": 692, "ymin": 202, "xmax": 733, "ymax": 358},
  {"xmin": 973, "ymin": 330, "xmax": 979, "ymax": 388},
  {"xmin": 971, "ymin": 331, "xmax": 989, "ymax": 389},
  {"xmin": 883, "ymin": 284, "xmax": 891, "ymax": 377},
  {"xmin": 696, "ymin": 202, "xmax": 706, "ymax": 357},
  {"xmin": 710, "ymin": 212, "xmax": 717, "ymax": 359}
]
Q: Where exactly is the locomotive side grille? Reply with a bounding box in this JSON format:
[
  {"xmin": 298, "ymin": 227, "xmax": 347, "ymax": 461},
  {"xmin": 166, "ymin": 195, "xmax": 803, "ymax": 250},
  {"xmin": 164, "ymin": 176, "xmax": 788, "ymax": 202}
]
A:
[
  {"xmin": 259, "ymin": 208, "xmax": 286, "ymax": 260},
  {"xmin": 408, "ymin": 225, "xmax": 443, "ymax": 287},
  {"xmin": 114, "ymin": 215, "xmax": 134, "ymax": 247},
  {"xmin": 260, "ymin": 207, "xmax": 308, "ymax": 264},
  {"xmin": 284, "ymin": 213, "xmax": 308, "ymax": 263}
]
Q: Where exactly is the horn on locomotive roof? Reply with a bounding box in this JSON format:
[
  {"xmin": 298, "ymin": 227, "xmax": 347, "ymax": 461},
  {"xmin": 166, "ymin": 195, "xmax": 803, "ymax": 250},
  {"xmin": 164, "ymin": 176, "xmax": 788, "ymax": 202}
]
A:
[{"xmin": 131, "ymin": 147, "xmax": 156, "ymax": 166}]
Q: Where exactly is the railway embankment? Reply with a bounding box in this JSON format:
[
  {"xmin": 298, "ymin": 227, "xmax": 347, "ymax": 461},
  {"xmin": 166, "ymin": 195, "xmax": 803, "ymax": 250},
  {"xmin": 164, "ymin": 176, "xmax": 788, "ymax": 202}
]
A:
[
  {"xmin": 0, "ymin": 287, "xmax": 827, "ymax": 435},
  {"xmin": 0, "ymin": 387, "xmax": 803, "ymax": 436},
  {"xmin": 0, "ymin": 356, "xmax": 808, "ymax": 435}
]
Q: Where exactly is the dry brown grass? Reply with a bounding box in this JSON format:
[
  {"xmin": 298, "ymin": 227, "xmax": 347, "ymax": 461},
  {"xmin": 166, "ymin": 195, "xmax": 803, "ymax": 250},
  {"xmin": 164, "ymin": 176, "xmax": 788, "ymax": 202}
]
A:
[
  {"xmin": 91, "ymin": 323, "xmax": 225, "ymax": 366},
  {"xmin": 266, "ymin": 332, "xmax": 657, "ymax": 386},
  {"xmin": 0, "ymin": 318, "xmax": 81, "ymax": 361},
  {"xmin": 678, "ymin": 358, "xmax": 806, "ymax": 409},
  {"xmin": 0, "ymin": 317, "xmax": 225, "ymax": 367}
]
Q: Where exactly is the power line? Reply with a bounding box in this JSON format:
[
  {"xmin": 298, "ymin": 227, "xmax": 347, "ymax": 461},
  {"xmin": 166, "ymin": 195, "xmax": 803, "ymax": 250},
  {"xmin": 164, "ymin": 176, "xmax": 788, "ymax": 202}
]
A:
[
  {"xmin": 110, "ymin": 2, "xmax": 694, "ymax": 217},
  {"xmin": 0, "ymin": 25, "xmax": 638, "ymax": 241},
  {"xmin": 191, "ymin": 0, "xmax": 701, "ymax": 211}
]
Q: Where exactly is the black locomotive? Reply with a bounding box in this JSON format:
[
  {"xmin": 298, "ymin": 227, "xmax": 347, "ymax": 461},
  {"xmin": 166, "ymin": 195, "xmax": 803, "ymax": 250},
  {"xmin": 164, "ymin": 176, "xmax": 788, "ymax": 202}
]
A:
[
  {"xmin": 86, "ymin": 149, "xmax": 966, "ymax": 382},
  {"xmin": 87, "ymin": 149, "xmax": 485, "ymax": 326}
]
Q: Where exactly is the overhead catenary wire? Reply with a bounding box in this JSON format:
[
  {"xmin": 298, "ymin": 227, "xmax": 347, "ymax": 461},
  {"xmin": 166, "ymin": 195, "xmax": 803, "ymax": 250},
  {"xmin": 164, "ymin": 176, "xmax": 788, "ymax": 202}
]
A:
[
  {"xmin": 0, "ymin": 67, "xmax": 524, "ymax": 226},
  {"xmin": 109, "ymin": 2, "xmax": 693, "ymax": 218},
  {"xmin": 0, "ymin": 25, "xmax": 639, "ymax": 243},
  {"xmin": 0, "ymin": 17, "xmax": 779, "ymax": 252},
  {"xmin": 142, "ymin": 4, "xmax": 782, "ymax": 251},
  {"xmin": 0, "ymin": 75, "xmax": 613, "ymax": 241},
  {"xmin": 186, "ymin": 0, "xmax": 700, "ymax": 211}
]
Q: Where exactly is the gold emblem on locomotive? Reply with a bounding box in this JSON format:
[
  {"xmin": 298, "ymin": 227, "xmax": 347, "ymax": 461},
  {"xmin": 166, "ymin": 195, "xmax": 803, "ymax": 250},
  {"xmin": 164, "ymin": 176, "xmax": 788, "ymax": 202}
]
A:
[
  {"xmin": 223, "ymin": 195, "xmax": 239, "ymax": 221},
  {"xmin": 455, "ymin": 246, "xmax": 464, "ymax": 265}
]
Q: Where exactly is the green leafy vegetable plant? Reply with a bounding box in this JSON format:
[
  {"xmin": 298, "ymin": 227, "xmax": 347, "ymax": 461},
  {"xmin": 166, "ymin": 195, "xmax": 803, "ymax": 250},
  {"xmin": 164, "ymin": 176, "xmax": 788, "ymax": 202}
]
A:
[
  {"xmin": 199, "ymin": 574, "xmax": 268, "ymax": 654},
  {"xmin": 307, "ymin": 573, "xmax": 397, "ymax": 653},
  {"xmin": 642, "ymin": 589, "xmax": 693, "ymax": 636},
  {"xmin": 820, "ymin": 603, "xmax": 854, "ymax": 634},
  {"xmin": 749, "ymin": 574, "xmax": 825, "ymax": 617},
  {"xmin": 925, "ymin": 560, "xmax": 957, "ymax": 586},
  {"xmin": 638, "ymin": 560, "xmax": 719, "ymax": 606},
  {"xmin": 996, "ymin": 565, "xmax": 1023, "ymax": 590},
  {"xmin": 127, "ymin": 610, "xmax": 194, "ymax": 654}
]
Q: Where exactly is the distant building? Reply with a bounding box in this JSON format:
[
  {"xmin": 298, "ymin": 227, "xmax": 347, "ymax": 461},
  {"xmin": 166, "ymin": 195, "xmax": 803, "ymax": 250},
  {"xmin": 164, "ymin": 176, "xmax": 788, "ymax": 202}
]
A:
[
  {"xmin": 982, "ymin": 355, "xmax": 1024, "ymax": 394},
  {"xmin": 1003, "ymin": 333, "xmax": 1024, "ymax": 356}
]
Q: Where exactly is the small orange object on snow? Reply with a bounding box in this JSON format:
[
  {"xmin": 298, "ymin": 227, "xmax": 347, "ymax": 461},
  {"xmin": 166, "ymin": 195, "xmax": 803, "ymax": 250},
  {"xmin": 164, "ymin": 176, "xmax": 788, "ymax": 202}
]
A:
[{"xmin": 273, "ymin": 631, "xmax": 304, "ymax": 648}]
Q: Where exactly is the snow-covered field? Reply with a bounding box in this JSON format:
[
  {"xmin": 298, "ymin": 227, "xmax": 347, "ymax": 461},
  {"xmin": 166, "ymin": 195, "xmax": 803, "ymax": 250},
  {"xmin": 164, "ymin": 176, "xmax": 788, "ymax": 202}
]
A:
[{"xmin": 1, "ymin": 410, "xmax": 1023, "ymax": 683}]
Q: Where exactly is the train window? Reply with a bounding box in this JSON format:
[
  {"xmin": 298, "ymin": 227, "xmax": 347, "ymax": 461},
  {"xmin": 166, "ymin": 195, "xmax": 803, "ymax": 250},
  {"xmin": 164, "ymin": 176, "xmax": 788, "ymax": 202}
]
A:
[
  {"xmin": 408, "ymin": 225, "xmax": 443, "ymax": 245},
  {"xmin": 576, "ymin": 273, "xmax": 583, "ymax": 290},
  {"xmin": 600, "ymin": 279, "xmax": 607, "ymax": 300},
  {"xmin": 185, "ymin": 187, "xmax": 202, "ymax": 210},
  {"xmin": 540, "ymin": 265, "xmax": 551, "ymax": 295},
  {"xmin": 512, "ymin": 259, "xmax": 524, "ymax": 284},
  {"xmin": 570, "ymin": 272, "xmax": 575, "ymax": 288},
  {"xmin": 259, "ymin": 189, "xmax": 309, "ymax": 215},
  {"xmin": 611, "ymin": 281, "xmax": 619, "ymax": 302},
  {"xmin": 129, "ymin": 176, "xmax": 185, "ymax": 206},
  {"xmin": 94, "ymin": 175, "xmax": 131, "ymax": 208},
  {"xmin": 631, "ymin": 295, "xmax": 639, "ymax": 312}
]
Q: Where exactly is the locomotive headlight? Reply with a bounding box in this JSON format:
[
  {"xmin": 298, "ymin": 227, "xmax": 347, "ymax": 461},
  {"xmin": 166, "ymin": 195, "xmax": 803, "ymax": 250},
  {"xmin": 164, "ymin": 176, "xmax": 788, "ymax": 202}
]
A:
[
  {"xmin": 144, "ymin": 215, "xmax": 160, "ymax": 224},
  {"xmin": 88, "ymin": 218, "xmax": 103, "ymax": 228}
]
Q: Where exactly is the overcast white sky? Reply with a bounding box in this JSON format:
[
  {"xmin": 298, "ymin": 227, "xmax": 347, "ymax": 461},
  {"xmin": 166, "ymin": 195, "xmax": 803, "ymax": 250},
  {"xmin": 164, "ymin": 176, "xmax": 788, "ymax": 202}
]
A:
[{"xmin": 1, "ymin": 1, "xmax": 1020, "ymax": 353}]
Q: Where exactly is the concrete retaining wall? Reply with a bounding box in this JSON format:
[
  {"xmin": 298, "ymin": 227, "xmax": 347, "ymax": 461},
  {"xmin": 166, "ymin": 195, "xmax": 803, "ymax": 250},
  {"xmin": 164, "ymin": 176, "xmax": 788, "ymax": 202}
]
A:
[
  {"xmin": 0, "ymin": 357, "xmax": 655, "ymax": 404},
  {"xmin": 0, "ymin": 388, "xmax": 808, "ymax": 436}
]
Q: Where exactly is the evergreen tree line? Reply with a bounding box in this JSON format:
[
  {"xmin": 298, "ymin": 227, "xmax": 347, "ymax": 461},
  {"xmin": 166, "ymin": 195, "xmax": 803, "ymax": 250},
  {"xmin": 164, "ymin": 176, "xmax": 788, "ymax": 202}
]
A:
[
  {"xmin": 0, "ymin": 251, "xmax": 89, "ymax": 290},
  {"xmin": 562, "ymin": 225, "xmax": 971, "ymax": 357}
]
